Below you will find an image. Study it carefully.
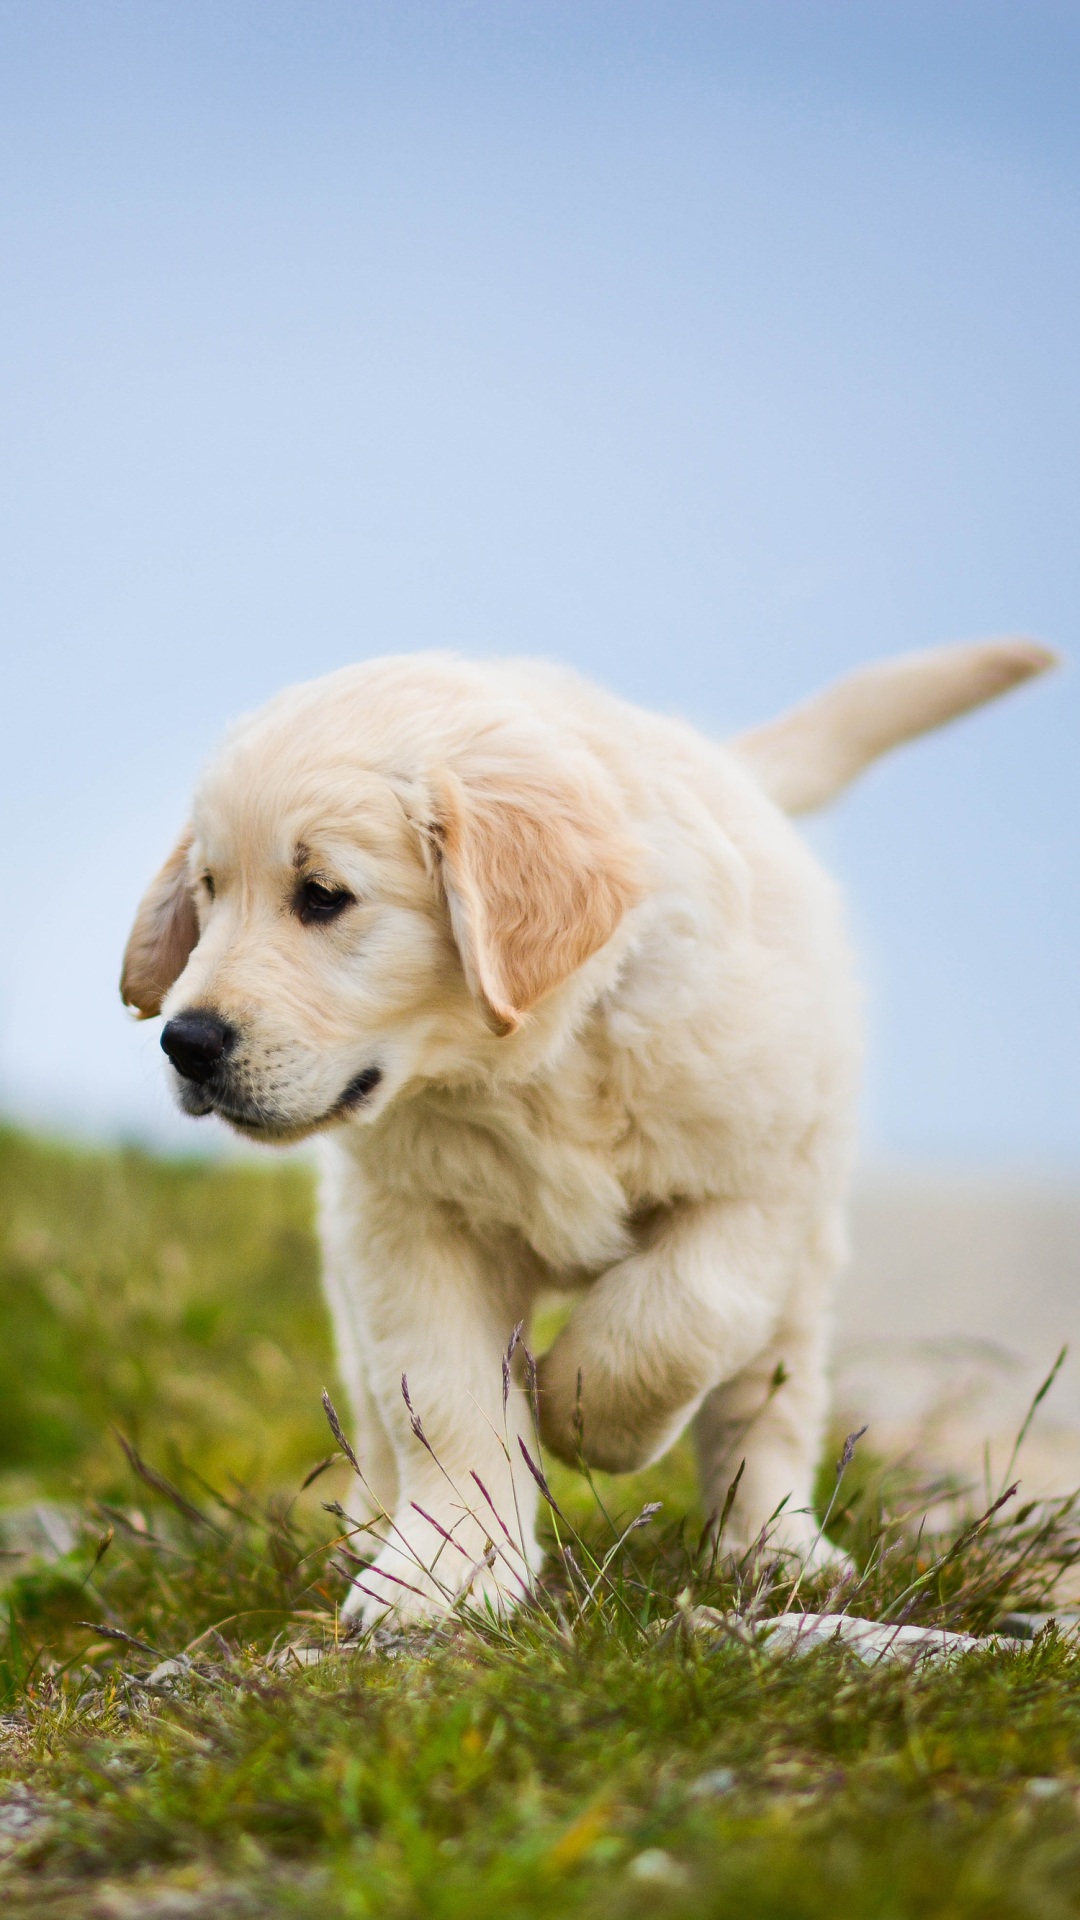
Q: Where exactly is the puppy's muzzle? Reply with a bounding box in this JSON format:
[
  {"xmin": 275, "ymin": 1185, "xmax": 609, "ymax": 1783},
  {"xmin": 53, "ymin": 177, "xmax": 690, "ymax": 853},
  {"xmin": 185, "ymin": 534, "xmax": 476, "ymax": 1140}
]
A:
[{"xmin": 160, "ymin": 1010, "xmax": 236, "ymax": 1085}]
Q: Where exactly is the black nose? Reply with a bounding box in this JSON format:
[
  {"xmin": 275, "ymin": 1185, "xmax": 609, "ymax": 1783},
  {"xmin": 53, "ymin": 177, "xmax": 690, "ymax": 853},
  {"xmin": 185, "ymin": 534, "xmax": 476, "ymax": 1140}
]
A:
[{"xmin": 160, "ymin": 1011, "xmax": 236, "ymax": 1085}]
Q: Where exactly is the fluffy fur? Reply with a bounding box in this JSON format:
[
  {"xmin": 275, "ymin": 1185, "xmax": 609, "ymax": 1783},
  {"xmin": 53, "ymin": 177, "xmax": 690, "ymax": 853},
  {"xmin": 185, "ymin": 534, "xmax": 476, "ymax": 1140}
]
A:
[{"xmin": 122, "ymin": 638, "xmax": 1054, "ymax": 1621}]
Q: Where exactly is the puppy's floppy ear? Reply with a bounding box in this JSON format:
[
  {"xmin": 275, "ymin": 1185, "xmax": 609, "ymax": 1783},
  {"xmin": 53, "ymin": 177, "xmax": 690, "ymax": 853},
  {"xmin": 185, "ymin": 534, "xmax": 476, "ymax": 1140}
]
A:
[
  {"xmin": 120, "ymin": 830, "xmax": 199, "ymax": 1018},
  {"xmin": 425, "ymin": 755, "xmax": 642, "ymax": 1036}
]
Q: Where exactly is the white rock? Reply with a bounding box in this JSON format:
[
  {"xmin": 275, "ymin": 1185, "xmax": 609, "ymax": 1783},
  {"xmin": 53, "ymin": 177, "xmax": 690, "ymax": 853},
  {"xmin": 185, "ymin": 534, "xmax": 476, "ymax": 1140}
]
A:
[{"xmin": 684, "ymin": 1608, "xmax": 1023, "ymax": 1667}]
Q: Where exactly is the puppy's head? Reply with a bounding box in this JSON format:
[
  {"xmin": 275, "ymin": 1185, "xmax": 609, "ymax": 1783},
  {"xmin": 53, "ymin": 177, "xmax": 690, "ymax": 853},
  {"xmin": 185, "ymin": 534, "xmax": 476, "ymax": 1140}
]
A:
[{"xmin": 121, "ymin": 663, "xmax": 641, "ymax": 1143}]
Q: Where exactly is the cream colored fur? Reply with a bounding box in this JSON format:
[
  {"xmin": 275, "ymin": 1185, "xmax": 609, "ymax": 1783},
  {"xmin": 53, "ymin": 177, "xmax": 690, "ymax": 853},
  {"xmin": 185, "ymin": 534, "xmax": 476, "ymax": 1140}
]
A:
[{"xmin": 121, "ymin": 638, "xmax": 1055, "ymax": 1622}]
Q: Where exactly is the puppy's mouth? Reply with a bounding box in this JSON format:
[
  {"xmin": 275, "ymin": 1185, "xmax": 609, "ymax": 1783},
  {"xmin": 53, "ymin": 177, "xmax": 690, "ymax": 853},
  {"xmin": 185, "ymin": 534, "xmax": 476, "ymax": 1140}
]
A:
[
  {"xmin": 334, "ymin": 1066, "xmax": 384, "ymax": 1112},
  {"xmin": 185, "ymin": 1071, "xmax": 383, "ymax": 1140},
  {"xmin": 166, "ymin": 1045, "xmax": 384, "ymax": 1142}
]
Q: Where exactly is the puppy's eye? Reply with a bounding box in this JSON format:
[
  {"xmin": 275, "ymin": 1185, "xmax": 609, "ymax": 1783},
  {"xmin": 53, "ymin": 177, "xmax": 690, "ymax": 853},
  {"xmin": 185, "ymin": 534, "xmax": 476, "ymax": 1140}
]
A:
[
  {"xmin": 297, "ymin": 879, "xmax": 354, "ymax": 925},
  {"xmin": 201, "ymin": 873, "xmax": 215, "ymax": 900}
]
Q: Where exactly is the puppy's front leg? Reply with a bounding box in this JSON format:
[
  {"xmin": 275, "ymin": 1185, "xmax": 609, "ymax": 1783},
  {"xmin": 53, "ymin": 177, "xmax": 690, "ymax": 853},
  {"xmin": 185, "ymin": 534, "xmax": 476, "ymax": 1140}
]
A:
[
  {"xmin": 333, "ymin": 1187, "xmax": 542, "ymax": 1627},
  {"xmin": 537, "ymin": 1198, "xmax": 790, "ymax": 1476}
]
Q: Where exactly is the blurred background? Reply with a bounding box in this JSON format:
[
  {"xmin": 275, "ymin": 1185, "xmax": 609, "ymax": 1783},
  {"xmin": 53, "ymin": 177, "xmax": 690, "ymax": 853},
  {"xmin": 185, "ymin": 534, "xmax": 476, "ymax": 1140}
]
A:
[{"xmin": 0, "ymin": 2, "xmax": 1077, "ymax": 1514}]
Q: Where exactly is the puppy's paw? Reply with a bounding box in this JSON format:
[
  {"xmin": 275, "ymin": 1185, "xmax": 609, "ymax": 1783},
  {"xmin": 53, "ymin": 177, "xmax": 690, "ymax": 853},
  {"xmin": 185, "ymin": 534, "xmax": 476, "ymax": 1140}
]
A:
[
  {"xmin": 339, "ymin": 1519, "xmax": 532, "ymax": 1631},
  {"xmin": 536, "ymin": 1344, "xmax": 667, "ymax": 1473}
]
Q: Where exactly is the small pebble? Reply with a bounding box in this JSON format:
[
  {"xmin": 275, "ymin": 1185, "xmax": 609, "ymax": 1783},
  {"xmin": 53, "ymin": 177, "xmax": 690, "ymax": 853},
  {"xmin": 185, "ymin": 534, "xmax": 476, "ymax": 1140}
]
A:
[
  {"xmin": 687, "ymin": 1767, "xmax": 736, "ymax": 1799},
  {"xmin": 628, "ymin": 1848, "xmax": 689, "ymax": 1886},
  {"xmin": 146, "ymin": 1657, "xmax": 190, "ymax": 1687},
  {"xmin": 1024, "ymin": 1777, "xmax": 1068, "ymax": 1800}
]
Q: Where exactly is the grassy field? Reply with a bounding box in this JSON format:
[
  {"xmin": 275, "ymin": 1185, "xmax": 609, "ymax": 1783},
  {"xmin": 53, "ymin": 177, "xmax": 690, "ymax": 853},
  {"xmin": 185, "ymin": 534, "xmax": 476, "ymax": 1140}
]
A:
[{"xmin": 3, "ymin": 1125, "xmax": 1080, "ymax": 1918}]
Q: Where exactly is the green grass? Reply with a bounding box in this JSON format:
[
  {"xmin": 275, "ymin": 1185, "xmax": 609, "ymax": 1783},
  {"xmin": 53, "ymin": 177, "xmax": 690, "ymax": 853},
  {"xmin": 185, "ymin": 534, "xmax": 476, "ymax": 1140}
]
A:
[
  {"xmin": 3, "ymin": 1124, "xmax": 1080, "ymax": 1918},
  {"xmin": 0, "ymin": 1125, "xmax": 330, "ymax": 1502}
]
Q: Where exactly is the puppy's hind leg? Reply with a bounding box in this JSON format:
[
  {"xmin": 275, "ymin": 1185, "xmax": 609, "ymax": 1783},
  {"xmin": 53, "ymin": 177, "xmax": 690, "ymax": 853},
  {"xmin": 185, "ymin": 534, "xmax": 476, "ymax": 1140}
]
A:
[{"xmin": 693, "ymin": 1309, "xmax": 847, "ymax": 1572}]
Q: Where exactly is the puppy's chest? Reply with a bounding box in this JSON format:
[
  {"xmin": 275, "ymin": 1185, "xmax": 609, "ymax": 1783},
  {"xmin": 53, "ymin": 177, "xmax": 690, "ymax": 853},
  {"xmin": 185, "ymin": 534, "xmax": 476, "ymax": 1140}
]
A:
[{"xmin": 374, "ymin": 1071, "xmax": 644, "ymax": 1273}]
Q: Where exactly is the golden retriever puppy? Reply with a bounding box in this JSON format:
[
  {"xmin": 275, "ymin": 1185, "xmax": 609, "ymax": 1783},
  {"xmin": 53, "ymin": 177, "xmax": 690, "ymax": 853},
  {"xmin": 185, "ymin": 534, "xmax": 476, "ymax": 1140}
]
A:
[{"xmin": 122, "ymin": 639, "xmax": 1053, "ymax": 1623}]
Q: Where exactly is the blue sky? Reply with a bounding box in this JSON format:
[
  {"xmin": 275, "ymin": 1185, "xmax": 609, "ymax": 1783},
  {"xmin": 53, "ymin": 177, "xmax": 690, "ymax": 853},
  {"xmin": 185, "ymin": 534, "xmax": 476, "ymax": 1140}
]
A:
[{"xmin": 0, "ymin": 1, "xmax": 1076, "ymax": 1161}]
